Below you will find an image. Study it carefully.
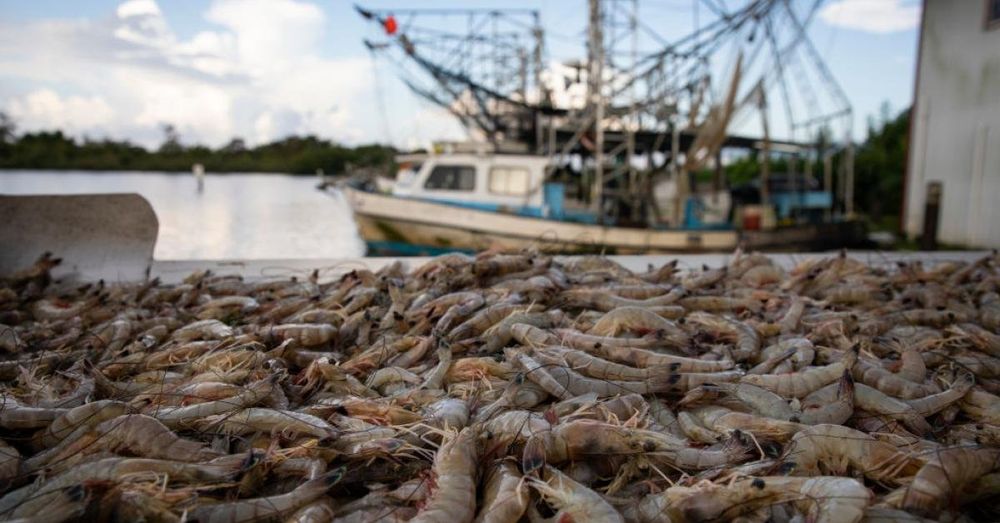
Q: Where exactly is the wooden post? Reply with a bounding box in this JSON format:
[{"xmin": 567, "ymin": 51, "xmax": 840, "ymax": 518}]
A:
[{"xmin": 920, "ymin": 181, "xmax": 942, "ymax": 250}]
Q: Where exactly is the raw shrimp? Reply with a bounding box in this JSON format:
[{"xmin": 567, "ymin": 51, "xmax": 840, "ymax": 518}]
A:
[
  {"xmin": 679, "ymin": 381, "xmax": 796, "ymax": 421},
  {"xmin": 781, "ymin": 424, "xmax": 921, "ymax": 483},
  {"xmin": 587, "ymin": 307, "xmax": 689, "ymax": 346},
  {"xmin": 201, "ymin": 408, "xmax": 338, "ymax": 439},
  {"xmin": 522, "ymin": 419, "xmax": 682, "ymax": 473},
  {"xmin": 741, "ymin": 349, "xmax": 857, "ymax": 399},
  {"xmin": 474, "ymin": 461, "xmax": 528, "ymax": 523},
  {"xmin": 186, "ymin": 467, "xmax": 345, "ymax": 523},
  {"xmin": 410, "ymin": 427, "xmax": 479, "ymax": 523},
  {"xmin": 900, "ymin": 447, "xmax": 1000, "ymax": 516},
  {"xmin": 530, "ymin": 465, "xmax": 624, "ymax": 522}
]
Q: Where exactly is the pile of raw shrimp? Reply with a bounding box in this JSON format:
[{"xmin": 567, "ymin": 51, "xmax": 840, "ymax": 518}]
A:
[{"xmin": 1, "ymin": 250, "xmax": 999, "ymax": 522}]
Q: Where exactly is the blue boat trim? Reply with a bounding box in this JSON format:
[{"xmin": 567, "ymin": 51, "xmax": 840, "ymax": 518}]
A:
[
  {"xmin": 399, "ymin": 196, "xmax": 599, "ymax": 224},
  {"xmin": 365, "ymin": 241, "xmax": 474, "ymax": 257}
]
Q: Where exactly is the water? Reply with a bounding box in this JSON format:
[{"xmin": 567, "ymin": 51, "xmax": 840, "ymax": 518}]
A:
[{"xmin": 0, "ymin": 170, "xmax": 366, "ymax": 260}]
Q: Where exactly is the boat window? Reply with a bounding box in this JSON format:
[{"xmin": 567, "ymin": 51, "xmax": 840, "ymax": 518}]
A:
[
  {"xmin": 395, "ymin": 162, "xmax": 422, "ymax": 186},
  {"xmin": 488, "ymin": 166, "xmax": 531, "ymax": 195},
  {"xmin": 424, "ymin": 165, "xmax": 476, "ymax": 191}
]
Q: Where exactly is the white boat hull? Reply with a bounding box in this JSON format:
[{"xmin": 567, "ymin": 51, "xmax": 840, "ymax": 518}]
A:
[{"xmin": 342, "ymin": 186, "xmax": 738, "ymax": 254}]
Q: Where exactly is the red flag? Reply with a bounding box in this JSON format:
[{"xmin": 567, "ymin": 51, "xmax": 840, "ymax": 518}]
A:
[{"xmin": 383, "ymin": 15, "xmax": 397, "ymax": 35}]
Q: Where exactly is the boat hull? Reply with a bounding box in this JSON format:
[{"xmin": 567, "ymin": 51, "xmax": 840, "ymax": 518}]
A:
[{"xmin": 342, "ymin": 187, "xmax": 739, "ymax": 254}]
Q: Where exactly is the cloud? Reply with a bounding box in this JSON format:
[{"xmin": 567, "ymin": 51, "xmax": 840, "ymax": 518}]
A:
[
  {"xmin": 0, "ymin": 0, "xmax": 377, "ymax": 148},
  {"xmin": 820, "ymin": 0, "xmax": 921, "ymax": 33},
  {"xmin": 5, "ymin": 89, "xmax": 115, "ymax": 136}
]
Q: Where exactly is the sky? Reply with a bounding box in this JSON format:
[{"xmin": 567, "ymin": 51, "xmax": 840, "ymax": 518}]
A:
[{"xmin": 0, "ymin": 0, "xmax": 921, "ymax": 150}]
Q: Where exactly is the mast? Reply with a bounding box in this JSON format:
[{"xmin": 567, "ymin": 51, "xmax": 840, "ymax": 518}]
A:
[{"xmin": 588, "ymin": 0, "xmax": 605, "ymax": 220}]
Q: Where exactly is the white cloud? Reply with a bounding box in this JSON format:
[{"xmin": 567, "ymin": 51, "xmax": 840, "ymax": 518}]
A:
[
  {"xmin": 5, "ymin": 89, "xmax": 115, "ymax": 136},
  {"xmin": 0, "ymin": 0, "xmax": 379, "ymax": 148},
  {"xmin": 116, "ymin": 0, "xmax": 162, "ymax": 19},
  {"xmin": 820, "ymin": 0, "xmax": 921, "ymax": 33}
]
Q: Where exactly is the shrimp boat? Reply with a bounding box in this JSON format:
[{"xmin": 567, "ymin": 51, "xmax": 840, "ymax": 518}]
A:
[
  {"xmin": 336, "ymin": 146, "xmax": 736, "ymax": 255},
  {"xmin": 342, "ymin": 3, "xmax": 867, "ymax": 256}
]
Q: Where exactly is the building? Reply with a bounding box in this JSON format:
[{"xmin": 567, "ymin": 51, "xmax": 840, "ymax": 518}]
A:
[{"xmin": 904, "ymin": 0, "xmax": 1000, "ymax": 248}]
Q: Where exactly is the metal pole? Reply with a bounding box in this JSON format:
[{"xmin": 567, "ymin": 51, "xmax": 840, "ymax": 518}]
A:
[
  {"xmin": 533, "ymin": 11, "xmax": 547, "ymax": 154},
  {"xmin": 845, "ymin": 140, "xmax": 855, "ymax": 217},
  {"xmin": 920, "ymin": 181, "xmax": 941, "ymax": 250},
  {"xmin": 671, "ymin": 121, "xmax": 683, "ymax": 226},
  {"xmin": 823, "ymin": 152, "xmax": 832, "ymax": 221},
  {"xmin": 588, "ymin": 0, "xmax": 605, "ymax": 220}
]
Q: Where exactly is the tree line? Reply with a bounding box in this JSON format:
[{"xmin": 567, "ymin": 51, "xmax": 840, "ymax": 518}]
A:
[
  {"xmin": 0, "ymin": 107, "xmax": 910, "ymax": 223},
  {"xmin": 707, "ymin": 104, "xmax": 910, "ymax": 226},
  {"xmin": 0, "ymin": 115, "xmax": 394, "ymax": 175}
]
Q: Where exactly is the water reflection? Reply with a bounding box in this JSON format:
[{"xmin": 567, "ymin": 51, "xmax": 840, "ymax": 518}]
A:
[{"xmin": 0, "ymin": 170, "xmax": 366, "ymax": 260}]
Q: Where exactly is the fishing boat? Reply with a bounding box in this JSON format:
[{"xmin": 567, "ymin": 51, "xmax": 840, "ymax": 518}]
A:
[
  {"xmin": 341, "ymin": 3, "xmax": 867, "ymax": 256},
  {"xmin": 333, "ymin": 144, "xmax": 862, "ymax": 256},
  {"xmin": 338, "ymin": 155, "xmax": 736, "ymax": 255}
]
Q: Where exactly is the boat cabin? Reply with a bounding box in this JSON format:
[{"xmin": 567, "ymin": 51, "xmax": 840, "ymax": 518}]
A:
[{"xmin": 389, "ymin": 152, "xmax": 585, "ymax": 221}]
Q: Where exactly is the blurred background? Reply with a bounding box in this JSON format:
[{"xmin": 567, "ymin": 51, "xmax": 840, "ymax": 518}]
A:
[{"xmin": 0, "ymin": 0, "xmax": 995, "ymax": 259}]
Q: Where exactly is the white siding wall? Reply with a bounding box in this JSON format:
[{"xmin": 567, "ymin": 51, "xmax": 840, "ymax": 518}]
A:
[{"xmin": 905, "ymin": 0, "xmax": 1000, "ymax": 247}]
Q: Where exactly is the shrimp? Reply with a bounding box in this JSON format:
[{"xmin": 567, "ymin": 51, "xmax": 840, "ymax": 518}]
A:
[
  {"xmin": 681, "ymin": 265, "xmax": 728, "ymax": 290},
  {"xmin": 268, "ymin": 323, "xmax": 338, "ymax": 347},
  {"xmin": 510, "ymin": 352, "xmax": 573, "ymax": 400},
  {"xmin": 36, "ymin": 399, "xmax": 132, "ymax": 448},
  {"xmin": 201, "ymin": 408, "xmax": 338, "ymax": 439},
  {"xmin": 757, "ymin": 337, "xmax": 815, "ymax": 371},
  {"xmin": 552, "ymin": 327, "xmax": 665, "ymax": 350},
  {"xmin": 899, "ymin": 447, "xmax": 1000, "ymax": 516},
  {"xmin": 678, "ymin": 295, "xmax": 761, "ymax": 313},
  {"xmin": 846, "ymin": 383, "xmax": 932, "ymax": 437},
  {"xmin": 741, "ymin": 349, "xmax": 857, "ymax": 399},
  {"xmin": 1, "ymin": 485, "xmax": 87, "ymax": 523},
  {"xmin": 0, "ymin": 400, "xmax": 67, "ymax": 429},
  {"xmin": 0, "ymin": 457, "xmax": 236, "ymax": 517},
  {"xmin": 152, "ymin": 375, "xmax": 276, "ymax": 428},
  {"xmin": 522, "ymin": 419, "xmax": 682, "ymax": 473},
  {"xmin": 659, "ymin": 430, "xmax": 756, "ymax": 470},
  {"xmin": 474, "ymin": 461, "xmax": 528, "ymax": 523},
  {"xmin": 0, "ymin": 439, "xmax": 19, "ymax": 485},
  {"xmin": 448, "ymin": 303, "xmax": 541, "ymax": 342},
  {"xmin": 904, "ymin": 372, "xmax": 975, "ymax": 417},
  {"xmin": 530, "ymin": 465, "xmax": 624, "ymax": 523},
  {"xmin": 172, "ymin": 319, "xmax": 234, "ymax": 341},
  {"xmin": 657, "ymin": 476, "xmax": 870, "ymax": 523},
  {"xmin": 798, "ymin": 370, "xmax": 855, "ymax": 425},
  {"xmin": 538, "ymin": 345, "xmax": 667, "ymax": 381},
  {"xmin": 960, "ymin": 387, "xmax": 1000, "ymax": 425},
  {"xmin": 542, "ymin": 359, "xmax": 679, "ymax": 398},
  {"xmin": 196, "ymin": 295, "xmax": 260, "ymax": 320},
  {"xmin": 420, "ymin": 346, "xmax": 453, "ymax": 391},
  {"xmin": 284, "ymin": 498, "xmax": 337, "ymax": 523},
  {"xmin": 741, "ymin": 263, "xmax": 786, "ymax": 287},
  {"xmin": 693, "ymin": 406, "xmax": 804, "ymax": 442},
  {"xmin": 778, "ymin": 296, "xmax": 806, "ymax": 334},
  {"xmin": 410, "ymin": 427, "xmax": 479, "ymax": 523},
  {"xmin": 677, "ymin": 410, "xmax": 723, "ymax": 444},
  {"xmin": 477, "ymin": 310, "xmax": 562, "ymax": 354},
  {"xmin": 587, "ymin": 307, "xmax": 689, "ymax": 347},
  {"xmin": 31, "ymin": 414, "xmax": 221, "ymax": 472},
  {"xmin": 780, "ymin": 424, "xmax": 921, "ymax": 483},
  {"xmin": 679, "ymin": 381, "xmax": 796, "ymax": 421},
  {"xmin": 852, "ymin": 358, "xmax": 941, "ymax": 399},
  {"xmin": 472, "ymin": 254, "xmax": 535, "ymax": 278},
  {"xmin": 685, "ymin": 311, "xmax": 761, "ymax": 362},
  {"xmin": 187, "ymin": 467, "xmax": 345, "ymax": 523}
]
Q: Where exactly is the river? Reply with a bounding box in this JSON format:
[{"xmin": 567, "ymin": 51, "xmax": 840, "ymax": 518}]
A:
[{"xmin": 0, "ymin": 170, "xmax": 365, "ymax": 260}]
